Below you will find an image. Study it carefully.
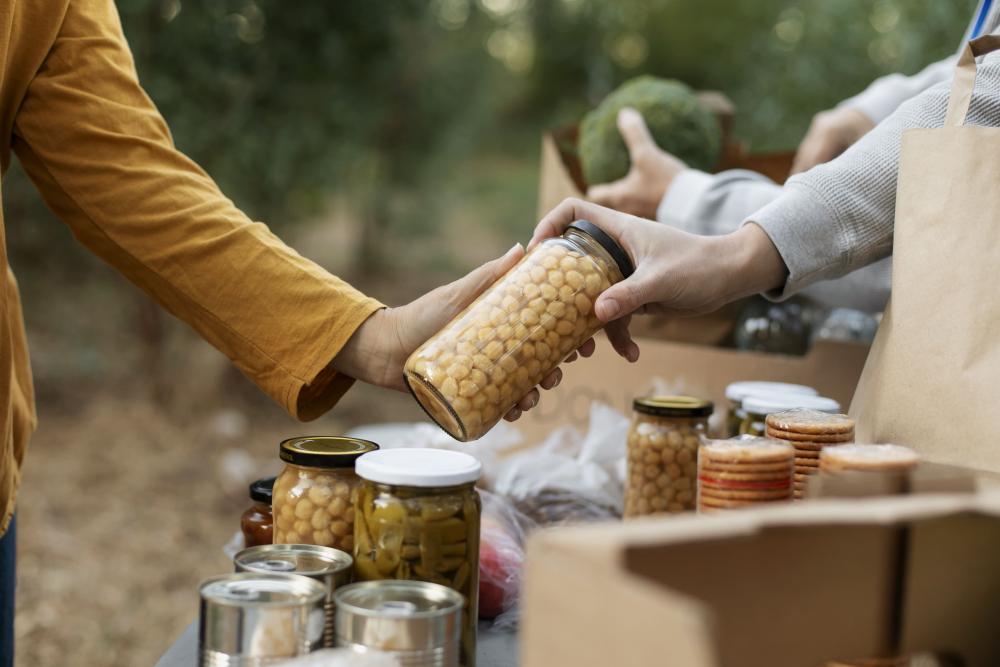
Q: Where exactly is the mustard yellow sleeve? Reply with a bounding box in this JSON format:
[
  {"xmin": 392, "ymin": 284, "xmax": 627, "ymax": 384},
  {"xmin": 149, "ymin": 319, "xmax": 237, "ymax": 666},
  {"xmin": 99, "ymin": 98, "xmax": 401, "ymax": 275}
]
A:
[{"xmin": 11, "ymin": 0, "xmax": 383, "ymax": 420}]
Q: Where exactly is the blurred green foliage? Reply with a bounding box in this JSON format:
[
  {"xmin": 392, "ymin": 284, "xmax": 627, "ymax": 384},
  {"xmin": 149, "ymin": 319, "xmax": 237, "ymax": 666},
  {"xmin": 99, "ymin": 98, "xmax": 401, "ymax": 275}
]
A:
[
  {"xmin": 0, "ymin": 0, "xmax": 974, "ymax": 395},
  {"xmin": 8, "ymin": 0, "xmax": 973, "ymax": 262}
]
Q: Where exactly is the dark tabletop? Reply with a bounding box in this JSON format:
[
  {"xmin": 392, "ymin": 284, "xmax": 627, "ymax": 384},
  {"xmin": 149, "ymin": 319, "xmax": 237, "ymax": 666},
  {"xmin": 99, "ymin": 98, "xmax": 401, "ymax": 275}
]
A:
[{"xmin": 155, "ymin": 619, "xmax": 518, "ymax": 667}]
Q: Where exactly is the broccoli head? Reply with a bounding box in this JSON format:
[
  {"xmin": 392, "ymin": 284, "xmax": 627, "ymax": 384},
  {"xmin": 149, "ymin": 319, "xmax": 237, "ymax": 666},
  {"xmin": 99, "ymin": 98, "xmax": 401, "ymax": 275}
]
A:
[{"xmin": 578, "ymin": 76, "xmax": 721, "ymax": 186}]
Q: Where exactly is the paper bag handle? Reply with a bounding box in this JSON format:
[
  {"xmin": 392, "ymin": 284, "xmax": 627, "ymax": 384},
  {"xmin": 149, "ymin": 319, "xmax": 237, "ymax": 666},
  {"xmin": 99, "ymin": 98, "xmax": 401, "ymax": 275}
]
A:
[{"xmin": 945, "ymin": 34, "xmax": 1000, "ymax": 127}]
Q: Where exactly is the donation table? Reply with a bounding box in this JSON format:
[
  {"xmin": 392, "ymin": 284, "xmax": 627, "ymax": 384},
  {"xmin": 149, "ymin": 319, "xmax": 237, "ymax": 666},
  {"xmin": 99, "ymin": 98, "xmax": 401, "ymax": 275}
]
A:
[{"xmin": 155, "ymin": 620, "xmax": 518, "ymax": 666}]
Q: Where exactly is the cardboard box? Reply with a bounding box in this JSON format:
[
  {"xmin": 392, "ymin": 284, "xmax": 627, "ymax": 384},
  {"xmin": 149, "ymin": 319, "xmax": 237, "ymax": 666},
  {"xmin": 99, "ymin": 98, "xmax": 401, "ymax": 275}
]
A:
[
  {"xmin": 517, "ymin": 333, "xmax": 870, "ymax": 442},
  {"xmin": 522, "ymin": 491, "xmax": 1000, "ymax": 667}
]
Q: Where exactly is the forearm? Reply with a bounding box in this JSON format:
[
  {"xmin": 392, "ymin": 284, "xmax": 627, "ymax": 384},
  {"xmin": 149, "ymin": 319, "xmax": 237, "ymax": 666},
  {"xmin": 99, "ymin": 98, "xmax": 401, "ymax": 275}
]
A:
[
  {"xmin": 747, "ymin": 57, "xmax": 1000, "ymax": 298},
  {"xmin": 839, "ymin": 56, "xmax": 955, "ymax": 124},
  {"xmin": 657, "ymin": 169, "xmax": 782, "ymax": 235}
]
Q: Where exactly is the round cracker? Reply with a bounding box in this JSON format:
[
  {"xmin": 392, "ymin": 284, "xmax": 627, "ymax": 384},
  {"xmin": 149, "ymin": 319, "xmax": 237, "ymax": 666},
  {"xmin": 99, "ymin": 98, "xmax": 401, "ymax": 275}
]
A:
[
  {"xmin": 765, "ymin": 427, "xmax": 854, "ymax": 443},
  {"xmin": 820, "ymin": 444, "xmax": 919, "ymax": 472},
  {"xmin": 699, "ymin": 460, "xmax": 793, "ymax": 474},
  {"xmin": 700, "ymin": 439, "xmax": 793, "ymax": 464},
  {"xmin": 699, "ymin": 476, "xmax": 791, "ymax": 492},
  {"xmin": 700, "ymin": 487, "xmax": 791, "ymax": 501},
  {"xmin": 698, "ymin": 469, "xmax": 793, "ymax": 482},
  {"xmin": 698, "ymin": 495, "xmax": 791, "ymax": 509},
  {"xmin": 792, "ymin": 448, "xmax": 822, "ymax": 459},
  {"xmin": 765, "ymin": 409, "xmax": 855, "ymax": 435},
  {"xmin": 795, "ymin": 458, "xmax": 821, "ymax": 467}
]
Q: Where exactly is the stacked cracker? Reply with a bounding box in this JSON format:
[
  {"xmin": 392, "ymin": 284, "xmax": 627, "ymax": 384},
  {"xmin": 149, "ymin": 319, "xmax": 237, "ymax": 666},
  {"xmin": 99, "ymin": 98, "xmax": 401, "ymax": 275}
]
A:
[
  {"xmin": 764, "ymin": 409, "xmax": 855, "ymax": 500},
  {"xmin": 696, "ymin": 439, "xmax": 794, "ymax": 513},
  {"xmin": 820, "ymin": 444, "xmax": 919, "ymax": 473}
]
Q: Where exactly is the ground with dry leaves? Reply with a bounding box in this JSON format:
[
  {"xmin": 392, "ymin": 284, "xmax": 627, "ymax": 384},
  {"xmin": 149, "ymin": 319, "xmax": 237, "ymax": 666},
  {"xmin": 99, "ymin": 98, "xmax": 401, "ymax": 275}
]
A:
[{"xmin": 13, "ymin": 379, "xmax": 423, "ymax": 666}]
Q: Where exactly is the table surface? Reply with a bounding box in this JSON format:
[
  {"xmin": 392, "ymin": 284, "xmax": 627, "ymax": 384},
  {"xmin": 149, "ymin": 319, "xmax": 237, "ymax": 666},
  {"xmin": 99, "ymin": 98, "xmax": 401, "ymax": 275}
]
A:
[{"xmin": 156, "ymin": 619, "xmax": 518, "ymax": 667}]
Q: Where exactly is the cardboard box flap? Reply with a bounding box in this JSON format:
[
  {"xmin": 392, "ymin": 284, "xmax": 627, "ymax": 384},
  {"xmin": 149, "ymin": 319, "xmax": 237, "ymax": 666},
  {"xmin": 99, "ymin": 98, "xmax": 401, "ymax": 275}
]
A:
[
  {"xmin": 524, "ymin": 492, "xmax": 1000, "ymax": 667},
  {"xmin": 902, "ymin": 512, "xmax": 1000, "ymax": 664}
]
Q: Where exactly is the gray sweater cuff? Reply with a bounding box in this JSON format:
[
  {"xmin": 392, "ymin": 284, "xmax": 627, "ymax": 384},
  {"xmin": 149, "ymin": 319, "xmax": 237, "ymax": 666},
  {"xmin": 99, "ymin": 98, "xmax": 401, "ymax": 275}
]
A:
[{"xmin": 745, "ymin": 182, "xmax": 850, "ymax": 301}]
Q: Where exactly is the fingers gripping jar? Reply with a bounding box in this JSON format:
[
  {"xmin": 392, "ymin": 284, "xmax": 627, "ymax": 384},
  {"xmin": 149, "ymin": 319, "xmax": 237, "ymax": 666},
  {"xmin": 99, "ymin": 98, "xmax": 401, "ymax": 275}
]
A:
[
  {"xmin": 404, "ymin": 220, "xmax": 633, "ymax": 441},
  {"xmin": 353, "ymin": 449, "xmax": 482, "ymax": 667},
  {"xmin": 272, "ymin": 437, "xmax": 379, "ymax": 552},
  {"xmin": 624, "ymin": 396, "xmax": 713, "ymax": 517}
]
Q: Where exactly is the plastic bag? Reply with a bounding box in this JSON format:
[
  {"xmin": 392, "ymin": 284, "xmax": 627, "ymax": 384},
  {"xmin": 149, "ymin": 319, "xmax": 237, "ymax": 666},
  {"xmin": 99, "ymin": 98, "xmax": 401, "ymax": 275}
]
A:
[
  {"xmin": 274, "ymin": 649, "xmax": 400, "ymax": 667},
  {"xmin": 478, "ymin": 490, "xmax": 535, "ymax": 629},
  {"xmin": 492, "ymin": 401, "xmax": 629, "ymax": 523}
]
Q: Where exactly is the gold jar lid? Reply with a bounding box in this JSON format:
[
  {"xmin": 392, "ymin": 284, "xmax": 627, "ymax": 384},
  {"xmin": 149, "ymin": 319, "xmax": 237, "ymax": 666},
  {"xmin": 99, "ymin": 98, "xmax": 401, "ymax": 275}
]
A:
[
  {"xmin": 279, "ymin": 436, "xmax": 379, "ymax": 469},
  {"xmin": 632, "ymin": 396, "xmax": 713, "ymax": 418}
]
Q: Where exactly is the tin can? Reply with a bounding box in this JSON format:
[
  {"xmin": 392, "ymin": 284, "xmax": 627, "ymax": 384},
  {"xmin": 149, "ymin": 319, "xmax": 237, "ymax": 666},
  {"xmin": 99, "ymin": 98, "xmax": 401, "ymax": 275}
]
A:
[
  {"xmin": 234, "ymin": 544, "xmax": 353, "ymax": 649},
  {"xmin": 335, "ymin": 580, "xmax": 464, "ymax": 667},
  {"xmin": 199, "ymin": 572, "xmax": 325, "ymax": 666}
]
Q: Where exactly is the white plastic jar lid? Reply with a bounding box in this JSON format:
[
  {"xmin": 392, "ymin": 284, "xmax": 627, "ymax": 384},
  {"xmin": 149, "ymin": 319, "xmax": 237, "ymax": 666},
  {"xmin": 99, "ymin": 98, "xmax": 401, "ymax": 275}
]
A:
[
  {"xmin": 743, "ymin": 393, "xmax": 841, "ymax": 415},
  {"xmin": 355, "ymin": 448, "xmax": 482, "ymax": 487},
  {"xmin": 724, "ymin": 381, "xmax": 817, "ymax": 403}
]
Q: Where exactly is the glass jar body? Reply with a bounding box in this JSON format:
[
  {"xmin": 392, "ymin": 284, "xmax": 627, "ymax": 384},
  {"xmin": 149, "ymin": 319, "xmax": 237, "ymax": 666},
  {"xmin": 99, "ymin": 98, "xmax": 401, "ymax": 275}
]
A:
[
  {"xmin": 240, "ymin": 501, "xmax": 273, "ymax": 548},
  {"xmin": 739, "ymin": 410, "xmax": 768, "ymax": 437},
  {"xmin": 625, "ymin": 413, "xmax": 707, "ymax": 516},
  {"xmin": 272, "ymin": 463, "xmax": 360, "ymax": 552},
  {"xmin": 404, "ymin": 229, "xmax": 623, "ymax": 441},
  {"xmin": 354, "ymin": 480, "xmax": 480, "ymax": 667}
]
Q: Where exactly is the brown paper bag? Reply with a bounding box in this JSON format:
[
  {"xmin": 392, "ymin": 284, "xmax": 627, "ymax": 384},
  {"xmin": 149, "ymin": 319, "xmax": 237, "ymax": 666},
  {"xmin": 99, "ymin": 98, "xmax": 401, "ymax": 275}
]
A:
[{"xmin": 851, "ymin": 35, "xmax": 1000, "ymax": 472}]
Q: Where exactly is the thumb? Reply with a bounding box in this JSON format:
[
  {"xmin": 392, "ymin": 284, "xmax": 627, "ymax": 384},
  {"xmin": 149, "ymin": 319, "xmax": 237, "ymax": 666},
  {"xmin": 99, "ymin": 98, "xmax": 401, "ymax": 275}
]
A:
[
  {"xmin": 617, "ymin": 107, "xmax": 657, "ymax": 159},
  {"xmin": 586, "ymin": 180, "xmax": 626, "ymax": 207},
  {"xmin": 594, "ymin": 273, "xmax": 647, "ymax": 322}
]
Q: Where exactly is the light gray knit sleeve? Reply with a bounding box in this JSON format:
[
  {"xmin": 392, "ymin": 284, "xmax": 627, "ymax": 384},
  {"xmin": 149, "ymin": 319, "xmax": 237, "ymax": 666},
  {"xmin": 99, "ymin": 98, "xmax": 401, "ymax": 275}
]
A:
[{"xmin": 750, "ymin": 54, "xmax": 1000, "ymax": 299}]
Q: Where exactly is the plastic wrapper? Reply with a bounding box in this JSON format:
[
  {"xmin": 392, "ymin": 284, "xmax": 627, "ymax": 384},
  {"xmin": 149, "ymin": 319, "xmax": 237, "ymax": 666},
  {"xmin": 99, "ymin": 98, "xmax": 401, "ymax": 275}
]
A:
[
  {"xmin": 477, "ymin": 490, "xmax": 535, "ymax": 629},
  {"xmin": 492, "ymin": 402, "xmax": 630, "ymax": 522},
  {"xmin": 275, "ymin": 649, "xmax": 401, "ymax": 667}
]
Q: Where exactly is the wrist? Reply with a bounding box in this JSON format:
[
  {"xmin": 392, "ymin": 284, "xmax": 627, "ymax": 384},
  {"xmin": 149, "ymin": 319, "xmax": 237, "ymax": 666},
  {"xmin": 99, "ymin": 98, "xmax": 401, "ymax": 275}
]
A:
[
  {"xmin": 331, "ymin": 308, "xmax": 398, "ymax": 389},
  {"xmin": 718, "ymin": 223, "xmax": 788, "ymax": 300}
]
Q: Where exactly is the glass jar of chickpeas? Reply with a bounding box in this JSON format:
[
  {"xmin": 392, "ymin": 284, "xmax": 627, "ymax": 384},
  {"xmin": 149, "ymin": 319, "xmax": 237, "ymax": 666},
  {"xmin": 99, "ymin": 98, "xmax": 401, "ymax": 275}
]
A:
[
  {"xmin": 353, "ymin": 449, "xmax": 482, "ymax": 667},
  {"xmin": 404, "ymin": 220, "xmax": 633, "ymax": 442},
  {"xmin": 272, "ymin": 437, "xmax": 379, "ymax": 552},
  {"xmin": 624, "ymin": 396, "xmax": 713, "ymax": 517}
]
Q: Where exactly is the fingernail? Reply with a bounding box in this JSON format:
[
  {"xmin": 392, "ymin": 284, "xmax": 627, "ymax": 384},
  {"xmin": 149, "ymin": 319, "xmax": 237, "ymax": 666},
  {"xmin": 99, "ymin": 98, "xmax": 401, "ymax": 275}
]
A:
[
  {"xmin": 597, "ymin": 297, "xmax": 620, "ymax": 321},
  {"xmin": 507, "ymin": 243, "xmax": 523, "ymax": 257},
  {"xmin": 628, "ymin": 344, "xmax": 639, "ymax": 363}
]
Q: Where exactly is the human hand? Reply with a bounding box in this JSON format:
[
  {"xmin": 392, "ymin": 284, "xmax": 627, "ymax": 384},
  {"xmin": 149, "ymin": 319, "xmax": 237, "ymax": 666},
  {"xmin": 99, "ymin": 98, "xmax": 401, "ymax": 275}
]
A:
[
  {"xmin": 586, "ymin": 107, "xmax": 687, "ymax": 219},
  {"xmin": 791, "ymin": 106, "xmax": 874, "ymax": 175},
  {"xmin": 529, "ymin": 198, "xmax": 787, "ymax": 360},
  {"xmin": 334, "ymin": 245, "xmax": 595, "ymax": 421}
]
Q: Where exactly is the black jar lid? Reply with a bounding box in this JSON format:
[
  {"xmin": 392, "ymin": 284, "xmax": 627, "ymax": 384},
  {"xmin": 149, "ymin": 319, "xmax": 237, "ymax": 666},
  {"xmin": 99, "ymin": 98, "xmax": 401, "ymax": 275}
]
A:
[
  {"xmin": 249, "ymin": 477, "xmax": 275, "ymax": 503},
  {"xmin": 567, "ymin": 219, "xmax": 634, "ymax": 278},
  {"xmin": 633, "ymin": 395, "xmax": 714, "ymax": 418},
  {"xmin": 279, "ymin": 436, "xmax": 379, "ymax": 469}
]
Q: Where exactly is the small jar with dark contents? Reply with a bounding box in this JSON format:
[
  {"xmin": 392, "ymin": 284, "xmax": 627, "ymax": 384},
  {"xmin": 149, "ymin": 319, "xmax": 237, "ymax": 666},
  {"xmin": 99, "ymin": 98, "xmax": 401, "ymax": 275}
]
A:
[{"xmin": 241, "ymin": 477, "xmax": 275, "ymax": 548}]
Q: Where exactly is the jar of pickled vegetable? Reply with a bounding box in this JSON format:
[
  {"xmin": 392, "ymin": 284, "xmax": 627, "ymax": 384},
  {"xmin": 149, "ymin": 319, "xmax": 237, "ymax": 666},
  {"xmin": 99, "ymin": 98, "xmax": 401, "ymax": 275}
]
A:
[
  {"xmin": 353, "ymin": 448, "xmax": 482, "ymax": 667},
  {"xmin": 404, "ymin": 220, "xmax": 633, "ymax": 442},
  {"xmin": 272, "ymin": 437, "xmax": 379, "ymax": 552},
  {"xmin": 240, "ymin": 477, "xmax": 275, "ymax": 548},
  {"xmin": 624, "ymin": 396, "xmax": 712, "ymax": 517},
  {"xmin": 723, "ymin": 381, "xmax": 817, "ymax": 438}
]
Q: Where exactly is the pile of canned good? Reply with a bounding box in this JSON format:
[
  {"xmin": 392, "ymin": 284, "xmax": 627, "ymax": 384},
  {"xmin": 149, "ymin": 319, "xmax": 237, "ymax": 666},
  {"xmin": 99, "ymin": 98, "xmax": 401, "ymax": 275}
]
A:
[{"xmin": 205, "ymin": 437, "xmax": 482, "ymax": 667}]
